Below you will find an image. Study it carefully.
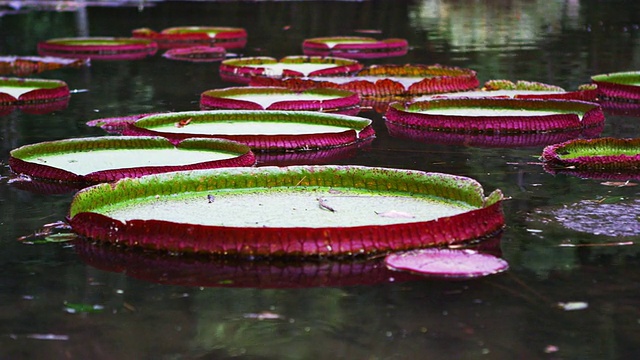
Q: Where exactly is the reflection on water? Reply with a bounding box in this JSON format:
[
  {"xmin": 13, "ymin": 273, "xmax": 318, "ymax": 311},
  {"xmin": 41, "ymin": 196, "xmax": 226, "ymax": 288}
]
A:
[{"xmin": 2, "ymin": 0, "xmax": 640, "ymax": 358}]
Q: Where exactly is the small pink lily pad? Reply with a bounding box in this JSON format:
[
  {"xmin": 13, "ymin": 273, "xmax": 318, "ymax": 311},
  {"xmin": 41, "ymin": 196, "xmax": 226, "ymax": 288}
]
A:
[
  {"xmin": 385, "ymin": 248, "xmax": 509, "ymax": 279},
  {"xmin": 302, "ymin": 36, "xmax": 408, "ymax": 59},
  {"xmin": 132, "ymin": 26, "xmax": 247, "ymax": 50},
  {"xmin": 37, "ymin": 37, "xmax": 158, "ymax": 60},
  {"xmin": 0, "ymin": 77, "xmax": 70, "ymax": 115},
  {"xmin": 591, "ymin": 71, "xmax": 640, "ymax": 101},
  {"xmin": 162, "ymin": 46, "xmax": 226, "ymax": 62}
]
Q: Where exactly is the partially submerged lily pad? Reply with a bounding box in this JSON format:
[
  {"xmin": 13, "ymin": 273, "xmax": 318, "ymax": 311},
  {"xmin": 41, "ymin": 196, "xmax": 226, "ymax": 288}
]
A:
[
  {"xmin": 0, "ymin": 55, "xmax": 89, "ymax": 76},
  {"xmin": 132, "ymin": 26, "xmax": 247, "ymax": 49},
  {"xmin": 385, "ymin": 98, "xmax": 605, "ymax": 134},
  {"xmin": 122, "ymin": 110, "xmax": 375, "ymax": 152},
  {"xmin": 385, "ymin": 248, "xmax": 508, "ymax": 279},
  {"xmin": 9, "ymin": 136, "xmax": 255, "ymax": 184},
  {"xmin": 86, "ymin": 112, "xmax": 165, "ymax": 134},
  {"xmin": 200, "ymin": 86, "xmax": 360, "ymax": 115},
  {"xmin": 591, "ymin": 71, "xmax": 640, "ymax": 101},
  {"xmin": 416, "ymin": 80, "xmax": 598, "ymax": 102},
  {"xmin": 302, "ymin": 36, "xmax": 409, "ymax": 59},
  {"xmin": 162, "ymin": 46, "xmax": 226, "ymax": 62},
  {"xmin": 37, "ymin": 37, "xmax": 158, "ymax": 60},
  {"xmin": 67, "ymin": 165, "xmax": 505, "ymax": 257},
  {"xmin": 0, "ymin": 77, "xmax": 70, "ymax": 115},
  {"xmin": 219, "ymin": 55, "xmax": 362, "ymax": 84},
  {"xmin": 542, "ymin": 137, "xmax": 640, "ymax": 178}
]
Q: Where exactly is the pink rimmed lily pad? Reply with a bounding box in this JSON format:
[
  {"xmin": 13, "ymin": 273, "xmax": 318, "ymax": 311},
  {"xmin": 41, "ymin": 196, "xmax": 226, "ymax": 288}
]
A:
[
  {"xmin": 251, "ymin": 64, "xmax": 479, "ymax": 111},
  {"xmin": 416, "ymin": 80, "xmax": 598, "ymax": 102},
  {"xmin": 219, "ymin": 56, "xmax": 362, "ymax": 84},
  {"xmin": 86, "ymin": 112, "xmax": 165, "ymax": 134},
  {"xmin": 542, "ymin": 137, "xmax": 640, "ymax": 179},
  {"xmin": 302, "ymin": 36, "xmax": 408, "ymax": 59},
  {"xmin": 385, "ymin": 248, "xmax": 508, "ymax": 279},
  {"xmin": 9, "ymin": 136, "xmax": 255, "ymax": 185},
  {"xmin": 37, "ymin": 37, "xmax": 158, "ymax": 60},
  {"xmin": 385, "ymin": 98, "xmax": 605, "ymax": 134},
  {"xmin": 591, "ymin": 71, "xmax": 640, "ymax": 101},
  {"xmin": 132, "ymin": 26, "xmax": 247, "ymax": 50},
  {"xmin": 0, "ymin": 56, "xmax": 89, "ymax": 76},
  {"xmin": 162, "ymin": 46, "xmax": 226, "ymax": 62},
  {"xmin": 67, "ymin": 165, "xmax": 505, "ymax": 257},
  {"xmin": 200, "ymin": 86, "xmax": 360, "ymax": 115},
  {"xmin": 0, "ymin": 77, "xmax": 70, "ymax": 115},
  {"xmin": 123, "ymin": 110, "xmax": 375, "ymax": 152}
]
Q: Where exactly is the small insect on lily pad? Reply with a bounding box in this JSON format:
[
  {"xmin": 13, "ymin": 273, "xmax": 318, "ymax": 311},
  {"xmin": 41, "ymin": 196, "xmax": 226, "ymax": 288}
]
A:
[
  {"xmin": 591, "ymin": 71, "xmax": 640, "ymax": 101},
  {"xmin": 0, "ymin": 55, "xmax": 89, "ymax": 76},
  {"xmin": 219, "ymin": 55, "xmax": 362, "ymax": 84},
  {"xmin": 67, "ymin": 166, "xmax": 505, "ymax": 257},
  {"xmin": 200, "ymin": 86, "xmax": 360, "ymax": 115},
  {"xmin": 0, "ymin": 77, "xmax": 70, "ymax": 115},
  {"xmin": 542, "ymin": 137, "xmax": 640, "ymax": 179},
  {"xmin": 302, "ymin": 36, "xmax": 409, "ymax": 59},
  {"xmin": 132, "ymin": 26, "xmax": 247, "ymax": 49},
  {"xmin": 385, "ymin": 248, "xmax": 508, "ymax": 279},
  {"xmin": 162, "ymin": 46, "xmax": 226, "ymax": 62},
  {"xmin": 123, "ymin": 110, "xmax": 375, "ymax": 152},
  {"xmin": 385, "ymin": 98, "xmax": 605, "ymax": 134},
  {"xmin": 416, "ymin": 80, "xmax": 598, "ymax": 102},
  {"xmin": 37, "ymin": 37, "xmax": 158, "ymax": 60},
  {"xmin": 9, "ymin": 136, "xmax": 255, "ymax": 185}
]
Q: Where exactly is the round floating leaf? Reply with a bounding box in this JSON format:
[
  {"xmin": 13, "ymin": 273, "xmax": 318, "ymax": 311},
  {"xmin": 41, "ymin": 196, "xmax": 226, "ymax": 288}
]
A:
[
  {"xmin": 302, "ymin": 36, "xmax": 409, "ymax": 59},
  {"xmin": 86, "ymin": 112, "xmax": 165, "ymax": 134},
  {"xmin": 37, "ymin": 37, "xmax": 158, "ymax": 60},
  {"xmin": 123, "ymin": 110, "xmax": 375, "ymax": 152},
  {"xmin": 67, "ymin": 166, "xmax": 505, "ymax": 257},
  {"xmin": 75, "ymin": 241, "xmax": 422, "ymax": 288},
  {"xmin": 200, "ymin": 86, "xmax": 360, "ymax": 114},
  {"xmin": 219, "ymin": 55, "xmax": 362, "ymax": 84},
  {"xmin": 416, "ymin": 79, "xmax": 598, "ymax": 102},
  {"xmin": 0, "ymin": 77, "xmax": 70, "ymax": 115},
  {"xmin": 9, "ymin": 136, "xmax": 255, "ymax": 185},
  {"xmin": 162, "ymin": 46, "xmax": 226, "ymax": 62},
  {"xmin": 385, "ymin": 98, "xmax": 604, "ymax": 134},
  {"xmin": 0, "ymin": 55, "xmax": 89, "ymax": 76},
  {"xmin": 132, "ymin": 26, "xmax": 247, "ymax": 49},
  {"xmin": 592, "ymin": 71, "xmax": 640, "ymax": 101},
  {"xmin": 385, "ymin": 248, "xmax": 509, "ymax": 279},
  {"xmin": 542, "ymin": 137, "xmax": 640, "ymax": 179}
]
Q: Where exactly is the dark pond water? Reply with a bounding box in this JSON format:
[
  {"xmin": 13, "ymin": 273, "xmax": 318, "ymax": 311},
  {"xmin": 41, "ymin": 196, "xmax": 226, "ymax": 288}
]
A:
[{"xmin": 1, "ymin": 0, "xmax": 640, "ymax": 359}]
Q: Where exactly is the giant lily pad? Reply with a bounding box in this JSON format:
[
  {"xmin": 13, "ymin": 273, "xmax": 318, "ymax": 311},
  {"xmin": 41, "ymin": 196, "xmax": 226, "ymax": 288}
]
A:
[
  {"xmin": 385, "ymin": 98, "xmax": 605, "ymax": 134},
  {"xmin": 86, "ymin": 112, "xmax": 165, "ymax": 134},
  {"xmin": 302, "ymin": 36, "xmax": 408, "ymax": 59},
  {"xmin": 122, "ymin": 110, "xmax": 375, "ymax": 152},
  {"xmin": 385, "ymin": 248, "xmax": 508, "ymax": 279},
  {"xmin": 0, "ymin": 55, "xmax": 89, "ymax": 76},
  {"xmin": 37, "ymin": 37, "xmax": 158, "ymax": 60},
  {"xmin": 219, "ymin": 56, "xmax": 362, "ymax": 84},
  {"xmin": 251, "ymin": 64, "xmax": 479, "ymax": 111},
  {"xmin": 591, "ymin": 71, "xmax": 640, "ymax": 101},
  {"xmin": 132, "ymin": 26, "xmax": 247, "ymax": 49},
  {"xmin": 416, "ymin": 80, "xmax": 598, "ymax": 102},
  {"xmin": 162, "ymin": 46, "xmax": 226, "ymax": 62},
  {"xmin": 67, "ymin": 166, "xmax": 505, "ymax": 257},
  {"xmin": 200, "ymin": 86, "xmax": 360, "ymax": 115},
  {"xmin": 542, "ymin": 137, "xmax": 640, "ymax": 179},
  {"xmin": 0, "ymin": 77, "xmax": 70, "ymax": 115},
  {"xmin": 9, "ymin": 136, "xmax": 255, "ymax": 184}
]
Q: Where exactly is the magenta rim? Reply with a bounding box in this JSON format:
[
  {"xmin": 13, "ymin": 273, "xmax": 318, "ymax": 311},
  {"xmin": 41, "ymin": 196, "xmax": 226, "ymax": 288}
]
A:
[
  {"xmin": 37, "ymin": 37, "xmax": 158, "ymax": 60},
  {"xmin": 302, "ymin": 36, "xmax": 409, "ymax": 59}
]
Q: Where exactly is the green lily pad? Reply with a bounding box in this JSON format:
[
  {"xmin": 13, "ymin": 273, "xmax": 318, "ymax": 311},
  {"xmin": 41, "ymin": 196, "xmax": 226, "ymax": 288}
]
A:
[
  {"xmin": 0, "ymin": 77, "xmax": 70, "ymax": 115},
  {"xmin": 0, "ymin": 55, "xmax": 89, "ymax": 76},
  {"xmin": 9, "ymin": 136, "xmax": 255, "ymax": 184},
  {"xmin": 591, "ymin": 71, "xmax": 640, "ymax": 101},
  {"xmin": 37, "ymin": 37, "xmax": 158, "ymax": 60},
  {"xmin": 123, "ymin": 110, "xmax": 375, "ymax": 152},
  {"xmin": 67, "ymin": 166, "xmax": 505, "ymax": 257},
  {"xmin": 302, "ymin": 36, "xmax": 409, "ymax": 59},
  {"xmin": 200, "ymin": 86, "xmax": 360, "ymax": 115},
  {"xmin": 385, "ymin": 98, "xmax": 605, "ymax": 134},
  {"xmin": 132, "ymin": 26, "xmax": 247, "ymax": 49}
]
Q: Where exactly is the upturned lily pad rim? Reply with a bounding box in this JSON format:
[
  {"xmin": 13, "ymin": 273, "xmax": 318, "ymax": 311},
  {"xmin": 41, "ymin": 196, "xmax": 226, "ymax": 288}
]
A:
[
  {"xmin": 302, "ymin": 36, "xmax": 409, "ymax": 58},
  {"xmin": 37, "ymin": 37, "xmax": 158, "ymax": 59},
  {"xmin": 9, "ymin": 136, "xmax": 255, "ymax": 184},
  {"xmin": 0, "ymin": 55, "xmax": 89, "ymax": 76},
  {"xmin": 200, "ymin": 86, "xmax": 360, "ymax": 112},
  {"xmin": 125, "ymin": 110, "xmax": 375, "ymax": 152},
  {"xmin": 162, "ymin": 46, "xmax": 226, "ymax": 62},
  {"xmin": 385, "ymin": 98, "xmax": 605, "ymax": 134},
  {"xmin": 591, "ymin": 71, "xmax": 640, "ymax": 101},
  {"xmin": 132, "ymin": 26, "xmax": 247, "ymax": 49},
  {"xmin": 541, "ymin": 137, "xmax": 640, "ymax": 172},
  {"xmin": 67, "ymin": 165, "xmax": 505, "ymax": 257},
  {"xmin": 0, "ymin": 77, "xmax": 69, "ymax": 105}
]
